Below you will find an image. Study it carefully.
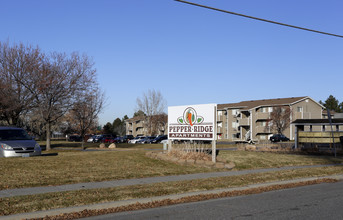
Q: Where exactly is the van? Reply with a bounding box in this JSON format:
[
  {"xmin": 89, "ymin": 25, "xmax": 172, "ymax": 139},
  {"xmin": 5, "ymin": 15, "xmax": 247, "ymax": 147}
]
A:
[{"xmin": 0, "ymin": 127, "xmax": 41, "ymax": 157}]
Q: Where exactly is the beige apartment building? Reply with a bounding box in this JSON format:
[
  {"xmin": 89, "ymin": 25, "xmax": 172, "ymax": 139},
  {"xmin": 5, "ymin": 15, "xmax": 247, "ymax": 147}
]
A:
[
  {"xmin": 125, "ymin": 96, "xmax": 325, "ymax": 141},
  {"xmin": 217, "ymin": 96, "xmax": 324, "ymax": 142},
  {"xmin": 125, "ymin": 115, "xmax": 167, "ymax": 137},
  {"xmin": 125, "ymin": 116, "xmax": 146, "ymax": 137}
]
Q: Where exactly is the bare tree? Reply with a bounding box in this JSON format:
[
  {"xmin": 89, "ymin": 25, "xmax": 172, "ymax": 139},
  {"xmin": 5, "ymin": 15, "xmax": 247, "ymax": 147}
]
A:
[
  {"xmin": 0, "ymin": 41, "xmax": 40, "ymax": 126},
  {"xmin": 150, "ymin": 113, "xmax": 168, "ymax": 135},
  {"xmin": 31, "ymin": 53, "xmax": 97, "ymax": 150},
  {"xmin": 268, "ymin": 106, "xmax": 291, "ymax": 134},
  {"xmin": 0, "ymin": 41, "xmax": 104, "ymax": 149},
  {"xmin": 68, "ymin": 86, "xmax": 105, "ymax": 149},
  {"xmin": 136, "ymin": 89, "xmax": 167, "ymax": 135}
]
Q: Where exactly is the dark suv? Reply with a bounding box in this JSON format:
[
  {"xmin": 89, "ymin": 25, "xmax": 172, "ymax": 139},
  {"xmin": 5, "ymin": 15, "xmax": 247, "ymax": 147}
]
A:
[
  {"xmin": 68, "ymin": 135, "xmax": 82, "ymax": 142},
  {"xmin": 270, "ymin": 134, "xmax": 289, "ymax": 142}
]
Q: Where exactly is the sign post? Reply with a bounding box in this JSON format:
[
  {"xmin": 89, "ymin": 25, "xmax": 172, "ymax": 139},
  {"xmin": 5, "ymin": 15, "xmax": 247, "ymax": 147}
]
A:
[
  {"xmin": 212, "ymin": 105, "xmax": 217, "ymax": 162},
  {"xmin": 168, "ymin": 104, "xmax": 217, "ymax": 162}
]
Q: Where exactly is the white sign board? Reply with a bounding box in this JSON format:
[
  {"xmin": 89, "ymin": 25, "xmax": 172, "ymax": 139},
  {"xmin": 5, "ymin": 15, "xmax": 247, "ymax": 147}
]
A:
[{"xmin": 168, "ymin": 104, "xmax": 217, "ymax": 141}]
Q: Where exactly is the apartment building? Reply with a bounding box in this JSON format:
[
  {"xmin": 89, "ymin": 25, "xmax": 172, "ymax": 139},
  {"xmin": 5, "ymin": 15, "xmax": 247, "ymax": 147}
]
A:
[
  {"xmin": 125, "ymin": 116, "xmax": 146, "ymax": 137},
  {"xmin": 125, "ymin": 115, "xmax": 167, "ymax": 137},
  {"xmin": 125, "ymin": 97, "xmax": 324, "ymax": 141},
  {"xmin": 217, "ymin": 96, "xmax": 324, "ymax": 142}
]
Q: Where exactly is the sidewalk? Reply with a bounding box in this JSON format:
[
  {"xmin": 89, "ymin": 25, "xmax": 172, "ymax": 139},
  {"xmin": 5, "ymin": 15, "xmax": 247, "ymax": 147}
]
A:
[
  {"xmin": 1, "ymin": 164, "xmax": 343, "ymax": 219},
  {"xmin": 1, "ymin": 164, "xmax": 340, "ymax": 199}
]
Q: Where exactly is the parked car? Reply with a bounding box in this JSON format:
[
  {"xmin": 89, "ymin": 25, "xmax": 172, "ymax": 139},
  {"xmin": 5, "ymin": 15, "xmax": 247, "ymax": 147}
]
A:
[
  {"xmin": 123, "ymin": 135, "xmax": 134, "ymax": 143},
  {"xmin": 68, "ymin": 135, "xmax": 82, "ymax": 142},
  {"xmin": 94, "ymin": 134, "xmax": 113, "ymax": 143},
  {"xmin": 270, "ymin": 134, "xmax": 290, "ymax": 142},
  {"xmin": 113, "ymin": 136, "xmax": 124, "ymax": 143},
  {"xmin": 128, "ymin": 136, "xmax": 145, "ymax": 144},
  {"xmin": 151, "ymin": 135, "xmax": 168, "ymax": 144},
  {"xmin": 92, "ymin": 135, "xmax": 103, "ymax": 143},
  {"xmin": 102, "ymin": 137, "xmax": 115, "ymax": 143},
  {"xmin": 101, "ymin": 134, "xmax": 115, "ymax": 143},
  {"xmin": 0, "ymin": 127, "xmax": 41, "ymax": 157},
  {"xmin": 87, "ymin": 135, "xmax": 96, "ymax": 143},
  {"xmin": 137, "ymin": 136, "xmax": 156, "ymax": 144}
]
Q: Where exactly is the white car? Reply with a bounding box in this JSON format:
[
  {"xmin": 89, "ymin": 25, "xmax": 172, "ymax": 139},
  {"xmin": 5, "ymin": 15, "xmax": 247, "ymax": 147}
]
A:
[
  {"xmin": 87, "ymin": 135, "xmax": 96, "ymax": 143},
  {"xmin": 128, "ymin": 136, "xmax": 145, "ymax": 144}
]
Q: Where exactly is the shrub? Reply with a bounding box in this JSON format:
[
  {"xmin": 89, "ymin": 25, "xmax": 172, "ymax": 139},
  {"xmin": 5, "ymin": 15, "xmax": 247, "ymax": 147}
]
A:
[{"xmin": 167, "ymin": 143, "xmax": 212, "ymax": 161}]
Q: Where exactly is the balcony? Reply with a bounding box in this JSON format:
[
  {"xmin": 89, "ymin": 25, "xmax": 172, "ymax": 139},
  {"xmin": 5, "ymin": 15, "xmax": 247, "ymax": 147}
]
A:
[
  {"xmin": 256, "ymin": 126, "xmax": 272, "ymax": 134},
  {"xmin": 255, "ymin": 112, "xmax": 270, "ymax": 120},
  {"xmin": 136, "ymin": 121, "xmax": 144, "ymax": 128},
  {"xmin": 239, "ymin": 118, "xmax": 250, "ymax": 127}
]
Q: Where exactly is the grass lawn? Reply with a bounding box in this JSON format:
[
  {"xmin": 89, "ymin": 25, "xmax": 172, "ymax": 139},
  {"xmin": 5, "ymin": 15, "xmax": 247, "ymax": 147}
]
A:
[
  {"xmin": 217, "ymin": 150, "xmax": 343, "ymax": 170},
  {"xmin": 38, "ymin": 140, "xmax": 164, "ymax": 150},
  {"xmin": 2, "ymin": 141, "xmax": 343, "ymax": 216},
  {"xmin": 1, "ymin": 141, "xmax": 343, "ymax": 190},
  {"xmin": 1, "ymin": 166, "xmax": 343, "ymax": 216},
  {"xmin": 0, "ymin": 150, "xmax": 220, "ymax": 190}
]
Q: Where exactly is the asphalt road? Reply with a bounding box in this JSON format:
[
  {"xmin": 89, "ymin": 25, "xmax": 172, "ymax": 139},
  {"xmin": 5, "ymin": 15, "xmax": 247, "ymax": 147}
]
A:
[{"xmin": 84, "ymin": 180, "xmax": 343, "ymax": 220}]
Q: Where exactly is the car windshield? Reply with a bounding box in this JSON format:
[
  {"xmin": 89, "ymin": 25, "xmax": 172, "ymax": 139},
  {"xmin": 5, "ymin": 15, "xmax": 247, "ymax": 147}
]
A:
[{"xmin": 0, "ymin": 129, "xmax": 32, "ymax": 141}]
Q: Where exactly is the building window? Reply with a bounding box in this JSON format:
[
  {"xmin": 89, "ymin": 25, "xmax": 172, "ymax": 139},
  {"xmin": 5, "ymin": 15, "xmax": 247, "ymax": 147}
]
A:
[
  {"xmin": 232, "ymin": 122, "xmax": 238, "ymax": 129},
  {"xmin": 297, "ymin": 107, "xmax": 303, "ymax": 112},
  {"xmin": 232, "ymin": 109, "xmax": 237, "ymax": 115}
]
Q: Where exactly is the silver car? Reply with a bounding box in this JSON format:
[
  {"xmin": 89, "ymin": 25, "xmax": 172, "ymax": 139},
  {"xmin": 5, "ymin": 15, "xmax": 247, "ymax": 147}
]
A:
[{"xmin": 0, "ymin": 127, "xmax": 41, "ymax": 157}]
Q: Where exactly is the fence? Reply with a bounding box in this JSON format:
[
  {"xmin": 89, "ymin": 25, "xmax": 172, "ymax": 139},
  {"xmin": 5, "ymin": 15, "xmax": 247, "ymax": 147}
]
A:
[{"xmin": 298, "ymin": 131, "xmax": 343, "ymax": 144}]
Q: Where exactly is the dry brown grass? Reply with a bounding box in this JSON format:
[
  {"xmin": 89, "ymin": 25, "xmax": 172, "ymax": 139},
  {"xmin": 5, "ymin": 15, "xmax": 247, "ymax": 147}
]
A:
[
  {"xmin": 218, "ymin": 150, "xmax": 343, "ymax": 170},
  {"xmin": 0, "ymin": 150, "xmax": 215, "ymax": 190},
  {"xmin": 2, "ymin": 166, "xmax": 343, "ymax": 217},
  {"xmin": 167, "ymin": 143, "xmax": 213, "ymax": 161},
  {"xmin": 29, "ymin": 178, "xmax": 338, "ymax": 220}
]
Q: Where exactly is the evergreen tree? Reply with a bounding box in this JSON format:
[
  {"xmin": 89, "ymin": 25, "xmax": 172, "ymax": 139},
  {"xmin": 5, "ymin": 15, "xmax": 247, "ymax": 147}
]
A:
[
  {"xmin": 133, "ymin": 110, "xmax": 145, "ymax": 117},
  {"xmin": 323, "ymin": 95, "xmax": 341, "ymax": 113},
  {"xmin": 103, "ymin": 122, "xmax": 113, "ymax": 134}
]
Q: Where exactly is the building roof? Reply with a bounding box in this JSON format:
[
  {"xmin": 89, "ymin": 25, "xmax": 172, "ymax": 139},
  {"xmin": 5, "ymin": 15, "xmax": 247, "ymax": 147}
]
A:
[
  {"xmin": 292, "ymin": 118, "xmax": 343, "ymax": 125},
  {"xmin": 125, "ymin": 114, "xmax": 167, "ymax": 122},
  {"xmin": 218, "ymin": 96, "xmax": 310, "ymax": 111},
  {"xmin": 322, "ymin": 109, "xmax": 336, "ymax": 115},
  {"xmin": 124, "ymin": 115, "xmax": 145, "ymax": 123}
]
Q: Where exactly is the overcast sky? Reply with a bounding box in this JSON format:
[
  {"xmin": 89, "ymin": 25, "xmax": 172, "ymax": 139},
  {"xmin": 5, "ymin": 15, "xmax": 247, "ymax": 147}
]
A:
[{"xmin": 1, "ymin": 0, "xmax": 342, "ymax": 125}]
